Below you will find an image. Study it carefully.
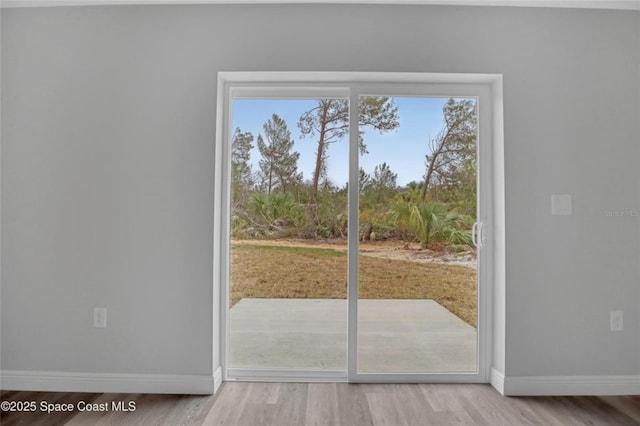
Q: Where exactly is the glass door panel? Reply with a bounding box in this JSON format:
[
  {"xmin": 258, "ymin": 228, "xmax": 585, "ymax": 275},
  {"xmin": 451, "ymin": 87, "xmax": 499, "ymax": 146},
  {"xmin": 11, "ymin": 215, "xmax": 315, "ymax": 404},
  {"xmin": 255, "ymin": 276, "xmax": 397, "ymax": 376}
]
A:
[
  {"xmin": 356, "ymin": 96, "xmax": 479, "ymax": 374},
  {"xmin": 228, "ymin": 98, "xmax": 349, "ymax": 373}
]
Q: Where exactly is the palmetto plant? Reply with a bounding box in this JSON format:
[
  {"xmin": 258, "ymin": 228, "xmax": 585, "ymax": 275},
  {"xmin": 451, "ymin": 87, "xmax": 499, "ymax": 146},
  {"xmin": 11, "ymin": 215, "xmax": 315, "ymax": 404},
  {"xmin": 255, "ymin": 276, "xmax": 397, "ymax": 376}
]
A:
[
  {"xmin": 249, "ymin": 192, "xmax": 305, "ymax": 228},
  {"xmin": 394, "ymin": 200, "xmax": 472, "ymax": 248}
]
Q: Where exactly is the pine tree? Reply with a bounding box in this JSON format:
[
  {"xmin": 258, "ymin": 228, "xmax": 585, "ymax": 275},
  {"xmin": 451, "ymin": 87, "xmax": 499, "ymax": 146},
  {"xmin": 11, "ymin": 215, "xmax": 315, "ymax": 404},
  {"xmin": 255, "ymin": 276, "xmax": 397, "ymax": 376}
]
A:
[
  {"xmin": 298, "ymin": 97, "xmax": 399, "ymax": 223},
  {"xmin": 257, "ymin": 114, "xmax": 302, "ymax": 195},
  {"xmin": 421, "ymin": 98, "xmax": 477, "ymax": 201},
  {"xmin": 231, "ymin": 128, "xmax": 254, "ymax": 208},
  {"xmin": 370, "ymin": 162, "xmax": 398, "ymax": 204}
]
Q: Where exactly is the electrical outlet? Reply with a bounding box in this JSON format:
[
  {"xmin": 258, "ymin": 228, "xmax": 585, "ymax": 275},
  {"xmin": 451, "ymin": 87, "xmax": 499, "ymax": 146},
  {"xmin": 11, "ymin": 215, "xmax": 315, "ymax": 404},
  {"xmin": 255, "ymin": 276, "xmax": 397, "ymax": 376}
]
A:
[
  {"xmin": 93, "ymin": 307, "xmax": 107, "ymax": 328},
  {"xmin": 610, "ymin": 311, "xmax": 623, "ymax": 332}
]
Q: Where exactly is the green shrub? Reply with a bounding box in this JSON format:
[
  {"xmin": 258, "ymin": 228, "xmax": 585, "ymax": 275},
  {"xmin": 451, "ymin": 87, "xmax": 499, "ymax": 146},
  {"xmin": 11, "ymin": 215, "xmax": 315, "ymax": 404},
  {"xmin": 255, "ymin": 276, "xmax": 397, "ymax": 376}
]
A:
[{"xmin": 394, "ymin": 200, "xmax": 473, "ymax": 248}]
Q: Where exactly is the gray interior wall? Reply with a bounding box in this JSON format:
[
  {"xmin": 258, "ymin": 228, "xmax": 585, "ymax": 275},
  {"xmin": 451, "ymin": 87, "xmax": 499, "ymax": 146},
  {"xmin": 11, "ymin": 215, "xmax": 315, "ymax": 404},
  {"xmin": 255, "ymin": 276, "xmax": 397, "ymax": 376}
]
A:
[{"xmin": 2, "ymin": 4, "xmax": 639, "ymax": 378}]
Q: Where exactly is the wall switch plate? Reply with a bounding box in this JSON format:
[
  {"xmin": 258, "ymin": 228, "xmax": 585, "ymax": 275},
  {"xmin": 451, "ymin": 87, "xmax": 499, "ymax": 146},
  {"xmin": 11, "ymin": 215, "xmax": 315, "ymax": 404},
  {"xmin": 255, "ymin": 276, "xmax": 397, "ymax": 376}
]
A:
[
  {"xmin": 93, "ymin": 307, "xmax": 107, "ymax": 328},
  {"xmin": 610, "ymin": 311, "xmax": 623, "ymax": 332},
  {"xmin": 551, "ymin": 194, "xmax": 572, "ymax": 215}
]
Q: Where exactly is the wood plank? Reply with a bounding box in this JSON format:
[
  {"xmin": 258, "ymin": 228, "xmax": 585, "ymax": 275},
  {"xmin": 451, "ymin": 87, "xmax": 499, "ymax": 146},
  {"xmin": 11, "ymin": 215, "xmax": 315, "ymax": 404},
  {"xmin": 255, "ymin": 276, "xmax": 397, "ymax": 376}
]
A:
[
  {"xmin": 564, "ymin": 395, "xmax": 639, "ymax": 426},
  {"xmin": 461, "ymin": 384, "xmax": 536, "ymax": 426},
  {"xmin": 270, "ymin": 382, "xmax": 309, "ymax": 426},
  {"xmin": 335, "ymin": 384, "xmax": 374, "ymax": 426},
  {"xmin": 418, "ymin": 384, "xmax": 477, "ymax": 425},
  {"xmin": 388, "ymin": 384, "xmax": 438, "ymax": 426},
  {"xmin": 235, "ymin": 401, "xmax": 277, "ymax": 426},
  {"xmin": 305, "ymin": 383, "xmax": 339, "ymax": 426},
  {"xmin": 246, "ymin": 382, "xmax": 281, "ymax": 405},
  {"xmin": 202, "ymin": 382, "xmax": 252, "ymax": 426},
  {"xmin": 365, "ymin": 390, "xmax": 408, "ymax": 426},
  {"xmin": 599, "ymin": 395, "xmax": 640, "ymax": 424}
]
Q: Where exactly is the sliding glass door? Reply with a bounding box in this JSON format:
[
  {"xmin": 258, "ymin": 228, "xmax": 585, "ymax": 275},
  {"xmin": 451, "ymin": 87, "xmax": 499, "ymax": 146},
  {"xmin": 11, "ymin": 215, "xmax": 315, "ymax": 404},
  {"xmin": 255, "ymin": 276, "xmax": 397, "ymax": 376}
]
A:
[{"xmin": 219, "ymin": 74, "xmax": 493, "ymax": 383}]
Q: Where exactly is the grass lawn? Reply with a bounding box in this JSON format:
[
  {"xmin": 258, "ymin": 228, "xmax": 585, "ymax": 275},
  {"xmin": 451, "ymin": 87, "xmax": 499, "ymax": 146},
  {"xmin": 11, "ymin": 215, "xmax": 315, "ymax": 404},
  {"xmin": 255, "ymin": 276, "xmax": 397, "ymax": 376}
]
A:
[{"xmin": 231, "ymin": 243, "xmax": 477, "ymax": 328}]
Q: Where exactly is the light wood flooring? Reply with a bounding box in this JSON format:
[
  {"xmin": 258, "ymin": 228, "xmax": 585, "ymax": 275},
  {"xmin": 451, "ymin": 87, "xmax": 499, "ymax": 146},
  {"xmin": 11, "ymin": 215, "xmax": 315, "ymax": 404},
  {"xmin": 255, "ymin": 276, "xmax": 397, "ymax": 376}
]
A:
[{"xmin": 1, "ymin": 383, "xmax": 639, "ymax": 425}]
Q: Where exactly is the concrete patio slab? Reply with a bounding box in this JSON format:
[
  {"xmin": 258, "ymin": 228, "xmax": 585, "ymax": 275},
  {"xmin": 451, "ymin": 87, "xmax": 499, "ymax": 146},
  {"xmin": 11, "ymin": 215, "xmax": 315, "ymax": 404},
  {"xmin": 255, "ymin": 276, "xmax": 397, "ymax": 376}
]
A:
[{"xmin": 229, "ymin": 298, "xmax": 477, "ymax": 373}]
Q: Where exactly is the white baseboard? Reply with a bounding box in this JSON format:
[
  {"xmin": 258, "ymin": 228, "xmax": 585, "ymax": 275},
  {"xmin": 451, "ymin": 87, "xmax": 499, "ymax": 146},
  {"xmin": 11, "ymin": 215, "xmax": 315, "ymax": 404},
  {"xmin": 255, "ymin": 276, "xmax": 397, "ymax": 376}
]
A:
[
  {"xmin": 213, "ymin": 365, "xmax": 223, "ymax": 393},
  {"xmin": 4, "ymin": 369, "xmax": 635, "ymax": 397},
  {"xmin": 490, "ymin": 368, "xmax": 505, "ymax": 395},
  {"xmin": 502, "ymin": 374, "xmax": 640, "ymax": 396},
  {"xmin": 0, "ymin": 370, "xmax": 215, "ymax": 395}
]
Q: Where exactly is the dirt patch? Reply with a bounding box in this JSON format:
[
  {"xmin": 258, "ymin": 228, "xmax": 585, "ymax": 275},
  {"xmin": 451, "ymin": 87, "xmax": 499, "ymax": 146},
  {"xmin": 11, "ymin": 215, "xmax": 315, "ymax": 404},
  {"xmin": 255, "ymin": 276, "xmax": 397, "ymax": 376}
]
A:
[
  {"xmin": 232, "ymin": 238, "xmax": 477, "ymax": 270},
  {"xmin": 231, "ymin": 242, "xmax": 478, "ymax": 327}
]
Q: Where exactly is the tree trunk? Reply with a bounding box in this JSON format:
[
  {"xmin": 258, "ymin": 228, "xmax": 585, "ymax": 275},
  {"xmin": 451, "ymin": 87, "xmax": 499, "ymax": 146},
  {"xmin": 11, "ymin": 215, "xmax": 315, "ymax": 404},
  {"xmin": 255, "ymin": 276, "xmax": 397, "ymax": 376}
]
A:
[
  {"xmin": 277, "ymin": 171, "xmax": 287, "ymax": 195},
  {"xmin": 310, "ymin": 102, "xmax": 329, "ymax": 224},
  {"xmin": 267, "ymin": 161, "xmax": 273, "ymax": 195},
  {"xmin": 421, "ymin": 160, "xmax": 436, "ymax": 201}
]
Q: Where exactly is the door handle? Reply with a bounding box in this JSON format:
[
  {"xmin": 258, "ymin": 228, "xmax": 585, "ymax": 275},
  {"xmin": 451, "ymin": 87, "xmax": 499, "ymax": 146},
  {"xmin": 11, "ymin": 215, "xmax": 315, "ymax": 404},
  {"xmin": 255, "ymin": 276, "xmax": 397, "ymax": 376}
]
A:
[
  {"xmin": 472, "ymin": 221, "xmax": 485, "ymax": 249},
  {"xmin": 472, "ymin": 222, "xmax": 478, "ymax": 247}
]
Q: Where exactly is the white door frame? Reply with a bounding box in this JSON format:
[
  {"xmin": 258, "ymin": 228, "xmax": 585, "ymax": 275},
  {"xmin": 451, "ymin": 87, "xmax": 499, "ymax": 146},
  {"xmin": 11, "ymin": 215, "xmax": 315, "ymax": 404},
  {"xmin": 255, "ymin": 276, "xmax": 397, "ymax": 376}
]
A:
[{"xmin": 215, "ymin": 71, "xmax": 502, "ymax": 384}]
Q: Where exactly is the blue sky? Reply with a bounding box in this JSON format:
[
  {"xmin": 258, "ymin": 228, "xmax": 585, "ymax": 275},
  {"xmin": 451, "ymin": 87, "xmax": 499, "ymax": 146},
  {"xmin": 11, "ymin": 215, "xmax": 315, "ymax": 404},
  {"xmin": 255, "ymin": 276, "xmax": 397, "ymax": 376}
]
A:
[{"xmin": 231, "ymin": 97, "xmax": 470, "ymax": 187}]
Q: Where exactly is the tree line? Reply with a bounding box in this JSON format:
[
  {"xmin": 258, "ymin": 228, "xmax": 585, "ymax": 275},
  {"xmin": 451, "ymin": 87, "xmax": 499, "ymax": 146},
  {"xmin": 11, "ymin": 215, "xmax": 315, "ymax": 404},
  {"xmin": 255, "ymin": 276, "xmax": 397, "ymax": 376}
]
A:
[{"xmin": 231, "ymin": 97, "xmax": 477, "ymax": 250}]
